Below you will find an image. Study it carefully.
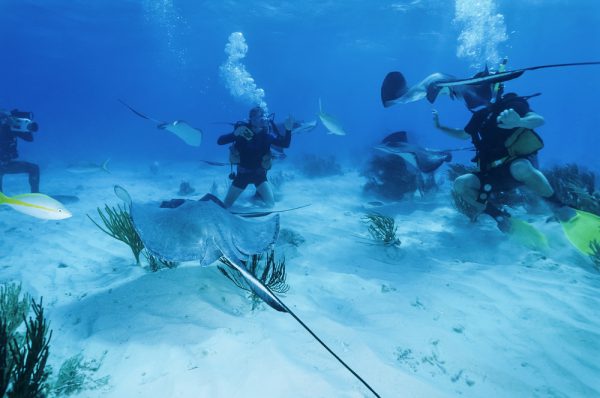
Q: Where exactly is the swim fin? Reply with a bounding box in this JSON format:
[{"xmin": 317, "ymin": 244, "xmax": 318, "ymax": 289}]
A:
[
  {"xmin": 558, "ymin": 209, "xmax": 600, "ymax": 255},
  {"xmin": 507, "ymin": 217, "xmax": 549, "ymax": 251}
]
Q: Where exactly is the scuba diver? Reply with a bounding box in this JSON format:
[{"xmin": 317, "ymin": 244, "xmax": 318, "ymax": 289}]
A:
[
  {"xmin": 382, "ymin": 59, "xmax": 600, "ymax": 254},
  {"xmin": 0, "ymin": 109, "xmax": 40, "ymax": 193},
  {"xmin": 217, "ymin": 106, "xmax": 293, "ymax": 208},
  {"xmin": 432, "ymin": 89, "xmax": 564, "ymax": 232}
]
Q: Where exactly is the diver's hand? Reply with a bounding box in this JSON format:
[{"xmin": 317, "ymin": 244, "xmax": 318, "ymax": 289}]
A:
[
  {"xmin": 432, "ymin": 109, "xmax": 441, "ymax": 128},
  {"xmin": 284, "ymin": 115, "xmax": 295, "ymax": 131},
  {"xmin": 497, "ymin": 108, "xmax": 521, "ymax": 129},
  {"xmin": 234, "ymin": 125, "xmax": 254, "ymax": 140},
  {"xmin": 234, "ymin": 125, "xmax": 249, "ymax": 136}
]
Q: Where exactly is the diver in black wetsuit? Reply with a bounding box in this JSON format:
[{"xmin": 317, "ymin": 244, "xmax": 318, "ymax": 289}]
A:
[
  {"xmin": 433, "ymin": 92, "xmax": 567, "ymax": 231},
  {"xmin": 0, "ymin": 109, "xmax": 40, "ymax": 193},
  {"xmin": 217, "ymin": 106, "xmax": 293, "ymax": 208}
]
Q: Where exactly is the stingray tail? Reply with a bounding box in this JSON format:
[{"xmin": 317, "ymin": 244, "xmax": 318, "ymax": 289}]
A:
[
  {"xmin": 118, "ymin": 99, "xmax": 163, "ymax": 124},
  {"xmin": 221, "ymin": 258, "xmax": 287, "ymax": 312},
  {"xmin": 221, "ymin": 257, "xmax": 382, "ymax": 397}
]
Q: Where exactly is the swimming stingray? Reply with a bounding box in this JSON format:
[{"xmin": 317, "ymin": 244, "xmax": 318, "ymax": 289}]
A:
[
  {"xmin": 381, "ymin": 70, "xmax": 494, "ymax": 110},
  {"xmin": 381, "ymin": 61, "xmax": 600, "ymax": 110},
  {"xmin": 119, "ymin": 100, "xmax": 202, "ymax": 146},
  {"xmin": 114, "ymin": 185, "xmax": 381, "ymax": 397},
  {"xmin": 374, "ymin": 131, "xmax": 461, "ymax": 173}
]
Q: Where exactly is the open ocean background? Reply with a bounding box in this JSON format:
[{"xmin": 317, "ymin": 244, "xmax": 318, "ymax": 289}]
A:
[{"xmin": 1, "ymin": 0, "xmax": 599, "ymax": 172}]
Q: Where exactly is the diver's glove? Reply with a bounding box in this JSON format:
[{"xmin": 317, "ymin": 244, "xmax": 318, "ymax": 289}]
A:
[
  {"xmin": 496, "ymin": 108, "xmax": 521, "ymax": 129},
  {"xmin": 284, "ymin": 115, "xmax": 295, "ymax": 132},
  {"xmin": 234, "ymin": 125, "xmax": 254, "ymax": 140}
]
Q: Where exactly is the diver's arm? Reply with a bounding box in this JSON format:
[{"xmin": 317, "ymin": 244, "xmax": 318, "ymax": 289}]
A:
[
  {"xmin": 217, "ymin": 133, "xmax": 236, "ymax": 145},
  {"xmin": 272, "ymin": 129, "xmax": 291, "ymax": 148},
  {"xmin": 519, "ymin": 112, "xmax": 545, "ymax": 129},
  {"xmin": 432, "ymin": 109, "xmax": 470, "ymax": 140},
  {"xmin": 497, "ymin": 110, "xmax": 545, "ymax": 130},
  {"xmin": 15, "ymin": 131, "xmax": 33, "ymax": 142}
]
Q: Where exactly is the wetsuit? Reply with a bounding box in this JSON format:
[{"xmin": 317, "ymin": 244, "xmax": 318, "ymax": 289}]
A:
[
  {"xmin": 0, "ymin": 120, "xmax": 39, "ymax": 193},
  {"xmin": 465, "ymin": 93, "xmax": 537, "ymax": 193},
  {"xmin": 217, "ymin": 123, "xmax": 291, "ymax": 189}
]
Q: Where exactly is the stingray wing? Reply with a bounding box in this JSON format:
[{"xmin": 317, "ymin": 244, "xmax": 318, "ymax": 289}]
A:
[
  {"xmin": 382, "ymin": 72, "xmax": 456, "ymax": 107},
  {"xmin": 230, "ymin": 214, "xmax": 280, "ymax": 256},
  {"xmin": 413, "ymin": 151, "xmax": 449, "ymax": 173},
  {"xmin": 163, "ymin": 121, "xmax": 203, "ymax": 147},
  {"xmin": 130, "ymin": 200, "xmax": 216, "ymax": 263}
]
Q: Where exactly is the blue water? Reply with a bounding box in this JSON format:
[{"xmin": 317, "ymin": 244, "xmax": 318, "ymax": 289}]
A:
[
  {"xmin": 2, "ymin": 2, "xmax": 600, "ymax": 397},
  {"xmin": 1, "ymin": 0, "xmax": 599, "ymax": 170}
]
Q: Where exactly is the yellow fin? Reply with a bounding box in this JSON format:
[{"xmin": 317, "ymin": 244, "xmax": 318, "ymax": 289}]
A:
[
  {"xmin": 509, "ymin": 218, "xmax": 548, "ymax": 251},
  {"xmin": 560, "ymin": 209, "xmax": 600, "ymax": 255}
]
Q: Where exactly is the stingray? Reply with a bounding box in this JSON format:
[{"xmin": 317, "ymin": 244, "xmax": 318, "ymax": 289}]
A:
[
  {"xmin": 374, "ymin": 131, "xmax": 459, "ymax": 173},
  {"xmin": 381, "ymin": 61, "xmax": 600, "ymax": 110},
  {"xmin": 122, "ymin": 190, "xmax": 283, "ymax": 311},
  {"xmin": 114, "ymin": 185, "xmax": 381, "ymax": 397},
  {"xmin": 119, "ymin": 100, "xmax": 202, "ymax": 146},
  {"xmin": 381, "ymin": 70, "xmax": 495, "ymax": 110}
]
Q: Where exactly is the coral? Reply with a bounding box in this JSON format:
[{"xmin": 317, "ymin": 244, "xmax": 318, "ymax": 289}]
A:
[
  {"xmin": 143, "ymin": 250, "xmax": 179, "ymax": 272},
  {"xmin": 363, "ymin": 155, "xmax": 418, "ymax": 200},
  {"xmin": 52, "ymin": 352, "xmax": 109, "ymax": 396},
  {"xmin": 299, "ymin": 154, "xmax": 343, "ymax": 178},
  {"xmin": 362, "ymin": 212, "xmax": 401, "ymax": 247},
  {"xmin": 88, "ymin": 204, "xmax": 145, "ymax": 265},
  {"xmin": 1, "ymin": 288, "xmax": 52, "ymax": 398},
  {"xmin": 1, "ymin": 283, "xmax": 110, "ymax": 398},
  {"xmin": 177, "ymin": 181, "xmax": 195, "ymax": 196},
  {"xmin": 0, "ymin": 283, "xmax": 30, "ymax": 337},
  {"xmin": 218, "ymin": 250, "xmax": 289, "ymax": 310},
  {"xmin": 544, "ymin": 164, "xmax": 600, "ymax": 216},
  {"xmin": 277, "ymin": 228, "xmax": 305, "ymax": 247}
]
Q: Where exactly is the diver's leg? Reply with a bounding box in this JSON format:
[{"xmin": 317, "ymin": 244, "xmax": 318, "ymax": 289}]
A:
[
  {"xmin": 223, "ymin": 185, "xmax": 244, "ymax": 208},
  {"xmin": 256, "ymin": 181, "xmax": 275, "ymax": 208},
  {"xmin": 0, "ymin": 161, "xmax": 40, "ymax": 193},
  {"xmin": 453, "ymin": 173, "xmax": 486, "ymax": 211},
  {"xmin": 510, "ymin": 158, "xmax": 575, "ymax": 220},
  {"xmin": 454, "ymin": 172, "xmax": 510, "ymax": 228},
  {"xmin": 509, "ymin": 159, "xmax": 553, "ymax": 198},
  {"xmin": 224, "ymin": 171, "xmax": 250, "ymax": 208},
  {"xmin": 23, "ymin": 162, "xmax": 40, "ymax": 193}
]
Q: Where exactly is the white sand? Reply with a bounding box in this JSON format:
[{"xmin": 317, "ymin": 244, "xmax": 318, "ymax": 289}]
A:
[{"xmin": 1, "ymin": 159, "xmax": 599, "ymax": 398}]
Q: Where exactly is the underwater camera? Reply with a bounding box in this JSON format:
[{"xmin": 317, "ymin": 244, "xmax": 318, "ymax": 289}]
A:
[{"xmin": 10, "ymin": 110, "xmax": 39, "ymax": 133}]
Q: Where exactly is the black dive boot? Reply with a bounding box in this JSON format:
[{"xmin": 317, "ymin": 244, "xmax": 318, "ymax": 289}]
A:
[
  {"xmin": 543, "ymin": 193, "xmax": 576, "ymax": 222},
  {"xmin": 483, "ymin": 203, "xmax": 512, "ymax": 233}
]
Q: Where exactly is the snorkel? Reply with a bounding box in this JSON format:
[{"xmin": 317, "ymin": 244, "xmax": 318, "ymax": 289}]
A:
[{"xmin": 493, "ymin": 57, "xmax": 508, "ymax": 103}]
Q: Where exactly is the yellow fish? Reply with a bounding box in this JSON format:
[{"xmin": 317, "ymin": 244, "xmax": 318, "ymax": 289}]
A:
[{"xmin": 0, "ymin": 192, "xmax": 72, "ymax": 220}]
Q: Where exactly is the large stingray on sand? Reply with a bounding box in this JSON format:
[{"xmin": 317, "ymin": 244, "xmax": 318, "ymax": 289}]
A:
[
  {"xmin": 123, "ymin": 190, "xmax": 284, "ymax": 311},
  {"xmin": 113, "ymin": 186, "xmax": 381, "ymax": 397}
]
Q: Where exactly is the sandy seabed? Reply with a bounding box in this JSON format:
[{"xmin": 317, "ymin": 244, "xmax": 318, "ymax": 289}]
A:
[{"xmin": 1, "ymin": 159, "xmax": 599, "ymax": 398}]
